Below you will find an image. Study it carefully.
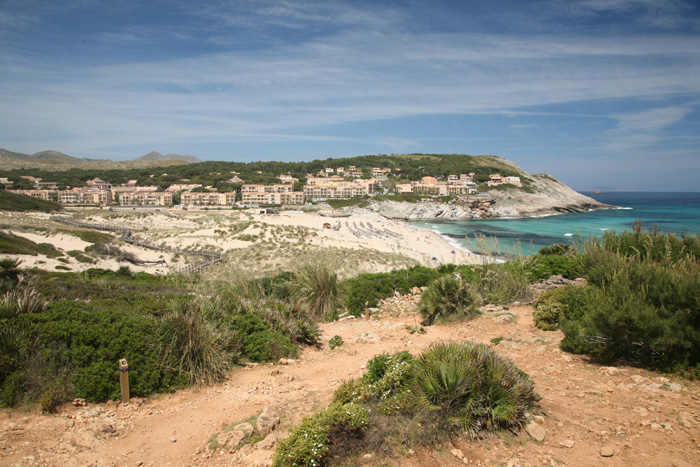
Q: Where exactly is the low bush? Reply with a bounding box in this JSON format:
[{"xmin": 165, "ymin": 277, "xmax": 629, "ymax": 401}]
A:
[
  {"xmin": 559, "ymin": 230, "xmax": 700, "ymax": 374},
  {"xmin": 225, "ymin": 313, "xmax": 297, "ymax": 362},
  {"xmin": 343, "ymin": 266, "xmax": 441, "ymax": 315},
  {"xmin": 414, "ymin": 342, "xmax": 536, "ymax": 437},
  {"xmin": 328, "ymin": 335, "xmax": 344, "ymax": 349},
  {"xmin": 533, "ymin": 286, "xmax": 574, "ymax": 331},
  {"xmin": 157, "ymin": 301, "xmax": 237, "ymax": 386},
  {"xmin": 0, "ymin": 258, "xmax": 23, "ymax": 293},
  {"xmin": 290, "ymin": 264, "xmax": 345, "ymax": 320},
  {"xmin": 469, "ymin": 263, "xmax": 532, "ymax": 305},
  {"xmin": 524, "ymin": 254, "xmax": 581, "ymax": 282},
  {"xmin": 418, "ymin": 275, "xmax": 478, "ymax": 325},
  {"xmin": 279, "ymin": 342, "xmax": 537, "ymax": 465},
  {"xmin": 272, "ymin": 402, "xmax": 370, "ymax": 467}
]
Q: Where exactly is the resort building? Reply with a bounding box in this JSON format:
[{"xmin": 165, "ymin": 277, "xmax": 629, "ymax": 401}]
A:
[
  {"xmin": 86, "ymin": 178, "xmax": 112, "ymax": 190},
  {"xmin": 487, "ymin": 174, "xmax": 521, "ymax": 187},
  {"xmin": 372, "ymin": 167, "xmax": 391, "ymax": 178},
  {"xmin": 117, "ymin": 191, "xmax": 173, "ymax": 207},
  {"xmin": 347, "ymin": 166, "xmax": 363, "ymax": 178},
  {"xmin": 241, "ymin": 184, "xmax": 303, "ymax": 204},
  {"xmin": 303, "ymin": 178, "xmax": 379, "ymax": 200},
  {"xmin": 9, "ymin": 189, "xmax": 57, "ymax": 201},
  {"xmin": 180, "ymin": 191, "xmax": 236, "ymax": 207},
  {"xmin": 277, "ymin": 175, "xmax": 298, "ymax": 184},
  {"xmin": 58, "ymin": 188, "xmax": 112, "ymax": 206}
]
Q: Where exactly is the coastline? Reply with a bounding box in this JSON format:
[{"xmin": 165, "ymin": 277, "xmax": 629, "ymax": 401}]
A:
[{"xmin": 0, "ymin": 209, "xmax": 483, "ymax": 277}]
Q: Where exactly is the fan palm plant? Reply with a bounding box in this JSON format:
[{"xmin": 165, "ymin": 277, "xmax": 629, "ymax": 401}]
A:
[
  {"xmin": 413, "ymin": 341, "xmax": 536, "ymax": 437},
  {"xmin": 418, "ymin": 275, "xmax": 477, "ymax": 325}
]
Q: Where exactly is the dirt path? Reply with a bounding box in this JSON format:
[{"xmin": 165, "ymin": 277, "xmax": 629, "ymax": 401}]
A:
[{"xmin": 2, "ymin": 305, "xmax": 699, "ymax": 467}]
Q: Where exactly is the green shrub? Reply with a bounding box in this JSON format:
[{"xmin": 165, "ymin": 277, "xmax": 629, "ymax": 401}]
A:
[
  {"xmin": 22, "ymin": 300, "xmax": 174, "ymax": 402},
  {"xmin": 0, "ymin": 258, "xmax": 22, "ymax": 293},
  {"xmin": 469, "ymin": 264, "xmax": 532, "ymax": 305},
  {"xmin": 560, "ymin": 231, "xmax": 700, "ymax": 373},
  {"xmin": 283, "ymin": 343, "xmax": 537, "ymax": 464},
  {"xmin": 272, "ymin": 402, "xmax": 369, "ymax": 467},
  {"xmin": 537, "ymin": 243, "xmax": 576, "ymax": 256},
  {"xmin": 226, "ymin": 313, "xmax": 297, "ymax": 362},
  {"xmin": 328, "ymin": 335, "xmax": 344, "ymax": 349},
  {"xmin": 533, "ymin": 286, "xmax": 574, "ymax": 331},
  {"xmin": 524, "ymin": 255, "xmax": 581, "ymax": 282},
  {"xmin": 343, "ymin": 266, "xmax": 441, "ymax": 315},
  {"xmin": 67, "ymin": 250, "xmax": 95, "ymax": 264},
  {"xmin": 413, "ymin": 342, "xmax": 536, "ymax": 437},
  {"xmin": 290, "ymin": 264, "xmax": 345, "ymax": 320},
  {"xmin": 157, "ymin": 301, "xmax": 235, "ymax": 386},
  {"xmin": 419, "ymin": 275, "xmax": 477, "ymax": 325}
]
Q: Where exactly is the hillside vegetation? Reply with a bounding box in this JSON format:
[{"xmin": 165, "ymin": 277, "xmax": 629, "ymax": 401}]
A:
[
  {"xmin": 0, "ymin": 191, "xmax": 62, "ymax": 212},
  {"xmin": 0, "ymin": 153, "xmax": 527, "ymax": 190}
]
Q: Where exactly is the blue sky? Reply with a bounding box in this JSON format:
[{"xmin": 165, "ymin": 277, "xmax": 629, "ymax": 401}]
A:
[{"xmin": 1, "ymin": 0, "xmax": 699, "ymax": 191}]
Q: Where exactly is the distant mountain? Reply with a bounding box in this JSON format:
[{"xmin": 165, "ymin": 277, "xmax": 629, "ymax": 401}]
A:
[
  {"xmin": 0, "ymin": 149, "xmax": 100, "ymax": 163},
  {"xmin": 135, "ymin": 151, "xmax": 201, "ymax": 163},
  {"xmin": 0, "ymin": 147, "xmax": 196, "ymax": 171}
]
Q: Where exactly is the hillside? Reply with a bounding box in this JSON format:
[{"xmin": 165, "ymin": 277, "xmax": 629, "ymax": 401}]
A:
[
  {"xmin": 135, "ymin": 151, "xmax": 202, "ymax": 163},
  {"xmin": 351, "ymin": 161, "xmax": 611, "ymax": 219},
  {"xmin": 0, "ymin": 148, "xmax": 196, "ymax": 171},
  {"xmin": 0, "ymin": 191, "xmax": 62, "ymax": 212}
]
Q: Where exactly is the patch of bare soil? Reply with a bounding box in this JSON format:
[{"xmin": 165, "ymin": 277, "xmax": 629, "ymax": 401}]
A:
[{"xmin": 2, "ymin": 305, "xmax": 699, "ymax": 467}]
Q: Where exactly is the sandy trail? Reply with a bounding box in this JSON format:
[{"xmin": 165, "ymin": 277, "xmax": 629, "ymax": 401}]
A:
[{"xmin": 2, "ymin": 305, "xmax": 699, "ymax": 467}]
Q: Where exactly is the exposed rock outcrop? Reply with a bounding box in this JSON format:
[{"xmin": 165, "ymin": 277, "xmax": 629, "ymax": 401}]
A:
[{"xmin": 352, "ymin": 172, "xmax": 612, "ymax": 220}]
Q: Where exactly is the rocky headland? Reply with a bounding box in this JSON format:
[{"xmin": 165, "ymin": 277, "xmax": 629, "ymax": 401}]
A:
[{"xmin": 353, "ymin": 173, "xmax": 612, "ymax": 220}]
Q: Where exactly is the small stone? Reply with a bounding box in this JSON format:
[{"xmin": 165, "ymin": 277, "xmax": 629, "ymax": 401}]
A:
[
  {"xmin": 170, "ymin": 436, "xmax": 177, "ymax": 443},
  {"xmin": 450, "ymin": 448, "xmax": 465, "ymax": 460},
  {"xmin": 363, "ymin": 453, "xmax": 372, "ymax": 459},
  {"xmin": 526, "ymin": 422, "xmax": 546, "ymax": 442},
  {"xmin": 136, "ymin": 462, "xmax": 144, "ymax": 466},
  {"xmin": 558, "ymin": 440, "xmax": 575, "ymax": 448},
  {"xmin": 278, "ymin": 358, "xmax": 288, "ymax": 365},
  {"xmin": 600, "ymin": 445, "xmax": 614, "ymax": 457}
]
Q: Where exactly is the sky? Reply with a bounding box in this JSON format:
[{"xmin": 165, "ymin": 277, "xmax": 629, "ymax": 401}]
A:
[{"xmin": 1, "ymin": 0, "xmax": 699, "ymax": 191}]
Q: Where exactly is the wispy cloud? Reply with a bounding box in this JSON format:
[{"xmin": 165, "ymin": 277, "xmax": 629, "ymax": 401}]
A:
[
  {"xmin": 0, "ymin": 0, "xmax": 698, "ymax": 190},
  {"xmin": 602, "ymin": 106, "xmax": 692, "ymax": 150}
]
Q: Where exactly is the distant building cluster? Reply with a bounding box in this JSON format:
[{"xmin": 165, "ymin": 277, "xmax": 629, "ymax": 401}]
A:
[{"xmin": 4, "ymin": 167, "xmax": 517, "ymax": 208}]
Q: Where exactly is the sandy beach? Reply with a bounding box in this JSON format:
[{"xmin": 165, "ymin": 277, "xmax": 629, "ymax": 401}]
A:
[{"xmin": 0, "ymin": 209, "xmax": 482, "ymax": 276}]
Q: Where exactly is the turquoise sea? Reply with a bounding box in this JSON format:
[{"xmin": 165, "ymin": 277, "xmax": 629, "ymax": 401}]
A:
[{"xmin": 411, "ymin": 192, "xmax": 700, "ymax": 257}]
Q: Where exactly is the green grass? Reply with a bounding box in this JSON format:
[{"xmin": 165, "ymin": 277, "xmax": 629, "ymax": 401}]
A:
[
  {"xmin": 326, "ymin": 197, "xmax": 367, "ymax": 208},
  {"xmin": 57, "ymin": 228, "xmax": 113, "ymax": 245},
  {"xmin": 0, "ymin": 191, "xmax": 61, "ymax": 212},
  {"xmin": 0, "ymin": 231, "xmax": 63, "ymax": 257}
]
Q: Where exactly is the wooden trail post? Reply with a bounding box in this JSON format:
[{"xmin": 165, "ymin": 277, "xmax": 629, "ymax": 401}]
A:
[{"xmin": 119, "ymin": 358, "xmax": 130, "ymax": 404}]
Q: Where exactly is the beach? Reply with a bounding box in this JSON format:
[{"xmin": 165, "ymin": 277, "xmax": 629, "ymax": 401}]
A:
[{"xmin": 0, "ymin": 209, "xmax": 482, "ymax": 276}]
